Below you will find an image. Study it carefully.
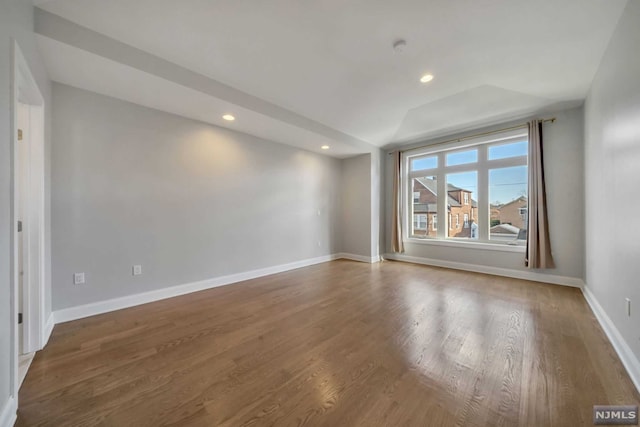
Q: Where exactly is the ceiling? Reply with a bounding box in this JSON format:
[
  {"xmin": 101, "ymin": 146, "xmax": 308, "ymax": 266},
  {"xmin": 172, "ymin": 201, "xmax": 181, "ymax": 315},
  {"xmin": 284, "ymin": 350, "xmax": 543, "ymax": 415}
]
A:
[{"xmin": 35, "ymin": 0, "xmax": 627, "ymax": 156}]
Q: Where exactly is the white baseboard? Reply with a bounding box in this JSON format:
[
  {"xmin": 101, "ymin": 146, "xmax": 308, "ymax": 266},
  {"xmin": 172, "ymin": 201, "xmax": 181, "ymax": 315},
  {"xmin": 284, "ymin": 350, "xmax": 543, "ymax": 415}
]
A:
[
  {"xmin": 582, "ymin": 286, "xmax": 640, "ymax": 394},
  {"xmin": 0, "ymin": 397, "xmax": 16, "ymax": 427},
  {"xmin": 43, "ymin": 313, "xmax": 55, "ymax": 347},
  {"xmin": 54, "ymin": 254, "xmax": 339, "ymax": 324},
  {"xmin": 383, "ymin": 253, "xmax": 584, "ymax": 288},
  {"xmin": 337, "ymin": 253, "xmax": 381, "ymax": 263}
]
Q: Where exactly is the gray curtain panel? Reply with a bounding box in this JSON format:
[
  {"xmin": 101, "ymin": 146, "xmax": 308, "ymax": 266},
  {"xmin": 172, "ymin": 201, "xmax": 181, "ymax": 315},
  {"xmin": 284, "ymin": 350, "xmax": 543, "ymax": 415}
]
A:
[
  {"xmin": 526, "ymin": 120, "xmax": 555, "ymax": 269},
  {"xmin": 391, "ymin": 151, "xmax": 405, "ymax": 253}
]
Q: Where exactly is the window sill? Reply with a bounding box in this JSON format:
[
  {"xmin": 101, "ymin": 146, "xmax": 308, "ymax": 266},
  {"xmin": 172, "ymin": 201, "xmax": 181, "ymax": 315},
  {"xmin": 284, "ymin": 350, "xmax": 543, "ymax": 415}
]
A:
[{"xmin": 404, "ymin": 238, "xmax": 526, "ymax": 253}]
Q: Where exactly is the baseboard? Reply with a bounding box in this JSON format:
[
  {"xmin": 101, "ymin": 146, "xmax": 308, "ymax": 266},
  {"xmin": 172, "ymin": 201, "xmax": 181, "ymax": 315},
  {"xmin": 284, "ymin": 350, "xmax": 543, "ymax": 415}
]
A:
[
  {"xmin": 0, "ymin": 396, "xmax": 16, "ymax": 427},
  {"xmin": 582, "ymin": 286, "xmax": 640, "ymax": 394},
  {"xmin": 54, "ymin": 254, "xmax": 339, "ymax": 324},
  {"xmin": 383, "ymin": 253, "xmax": 584, "ymax": 288},
  {"xmin": 43, "ymin": 312, "xmax": 55, "ymax": 347},
  {"xmin": 337, "ymin": 253, "xmax": 381, "ymax": 263}
]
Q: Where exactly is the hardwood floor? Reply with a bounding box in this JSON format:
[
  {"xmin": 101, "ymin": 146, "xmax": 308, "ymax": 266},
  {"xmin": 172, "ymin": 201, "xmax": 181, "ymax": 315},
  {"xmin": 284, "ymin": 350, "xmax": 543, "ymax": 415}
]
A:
[{"xmin": 17, "ymin": 260, "xmax": 639, "ymax": 426}]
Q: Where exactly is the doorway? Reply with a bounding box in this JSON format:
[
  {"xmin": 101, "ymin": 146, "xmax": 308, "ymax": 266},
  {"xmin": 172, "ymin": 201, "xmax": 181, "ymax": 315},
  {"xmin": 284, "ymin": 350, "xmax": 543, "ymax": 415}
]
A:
[{"xmin": 11, "ymin": 41, "xmax": 46, "ymax": 395}]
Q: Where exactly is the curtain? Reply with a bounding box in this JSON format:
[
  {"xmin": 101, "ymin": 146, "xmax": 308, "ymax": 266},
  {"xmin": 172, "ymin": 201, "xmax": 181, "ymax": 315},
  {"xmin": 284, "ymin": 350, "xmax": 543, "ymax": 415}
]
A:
[
  {"xmin": 391, "ymin": 151, "xmax": 405, "ymax": 253},
  {"xmin": 526, "ymin": 120, "xmax": 555, "ymax": 269}
]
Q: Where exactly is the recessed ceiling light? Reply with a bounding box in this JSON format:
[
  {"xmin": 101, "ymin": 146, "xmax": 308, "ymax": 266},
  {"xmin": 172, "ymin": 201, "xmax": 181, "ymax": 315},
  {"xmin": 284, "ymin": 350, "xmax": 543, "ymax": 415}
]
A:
[
  {"xmin": 420, "ymin": 74, "xmax": 434, "ymax": 83},
  {"xmin": 321, "ymin": 145, "xmax": 330, "ymax": 150},
  {"xmin": 222, "ymin": 114, "xmax": 235, "ymax": 121}
]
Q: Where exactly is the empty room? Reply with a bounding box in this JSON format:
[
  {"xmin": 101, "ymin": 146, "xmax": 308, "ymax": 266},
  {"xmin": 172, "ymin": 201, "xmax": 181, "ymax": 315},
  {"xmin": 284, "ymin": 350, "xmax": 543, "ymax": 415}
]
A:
[{"xmin": 1, "ymin": 0, "xmax": 640, "ymax": 426}]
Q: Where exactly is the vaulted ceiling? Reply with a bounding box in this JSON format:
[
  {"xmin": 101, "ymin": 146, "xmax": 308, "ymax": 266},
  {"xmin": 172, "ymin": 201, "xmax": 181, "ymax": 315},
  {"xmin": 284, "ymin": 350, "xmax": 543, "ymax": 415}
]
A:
[{"xmin": 35, "ymin": 0, "xmax": 627, "ymax": 157}]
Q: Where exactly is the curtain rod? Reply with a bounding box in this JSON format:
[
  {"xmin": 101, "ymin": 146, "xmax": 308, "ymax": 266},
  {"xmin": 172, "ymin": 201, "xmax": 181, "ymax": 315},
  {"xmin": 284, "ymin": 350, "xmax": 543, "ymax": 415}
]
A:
[{"xmin": 389, "ymin": 117, "xmax": 556, "ymax": 154}]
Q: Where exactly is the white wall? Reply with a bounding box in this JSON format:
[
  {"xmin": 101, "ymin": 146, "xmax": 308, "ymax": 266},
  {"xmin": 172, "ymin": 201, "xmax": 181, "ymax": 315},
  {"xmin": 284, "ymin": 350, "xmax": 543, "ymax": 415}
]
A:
[
  {"xmin": 584, "ymin": 0, "xmax": 640, "ymax": 376},
  {"xmin": 51, "ymin": 84, "xmax": 342, "ymax": 310},
  {"xmin": 0, "ymin": 1, "xmax": 52, "ymax": 424},
  {"xmin": 383, "ymin": 107, "xmax": 585, "ymax": 282}
]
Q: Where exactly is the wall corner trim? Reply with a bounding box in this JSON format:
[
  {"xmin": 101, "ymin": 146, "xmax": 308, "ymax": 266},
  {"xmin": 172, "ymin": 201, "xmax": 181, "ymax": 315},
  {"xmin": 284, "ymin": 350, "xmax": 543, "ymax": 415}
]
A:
[
  {"xmin": 582, "ymin": 285, "xmax": 640, "ymax": 394},
  {"xmin": 53, "ymin": 254, "xmax": 340, "ymax": 324},
  {"xmin": 0, "ymin": 396, "xmax": 17, "ymax": 427},
  {"xmin": 383, "ymin": 253, "xmax": 585, "ymax": 288},
  {"xmin": 43, "ymin": 313, "xmax": 55, "ymax": 347}
]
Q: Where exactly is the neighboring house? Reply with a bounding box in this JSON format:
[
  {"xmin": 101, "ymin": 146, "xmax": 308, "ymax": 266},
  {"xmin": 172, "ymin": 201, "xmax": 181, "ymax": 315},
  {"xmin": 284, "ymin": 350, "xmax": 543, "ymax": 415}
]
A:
[
  {"xmin": 495, "ymin": 196, "xmax": 528, "ymax": 229},
  {"xmin": 412, "ymin": 177, "xmax": 477, "ymax": 238},
  {"xmin": 490, "ymin": 204, "xmax": 501, "ymax": 223}
]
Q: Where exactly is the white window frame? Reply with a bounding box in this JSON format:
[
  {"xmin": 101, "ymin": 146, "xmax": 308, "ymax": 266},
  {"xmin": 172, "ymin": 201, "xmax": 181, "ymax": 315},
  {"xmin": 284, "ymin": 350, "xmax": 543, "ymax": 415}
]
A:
[
  {"xmin": 464, "ymin": 192, "xmax": 469, "ymax": 205},
  {"xmin": 402, "ymin": 128, "xmax": 528, "ymax": 252},
  {"xmin": 413, "ymin": 191, "xmax": 420, "ymax": 203},
  {"xmin": 463, "ymin": 213, "xmax": 469, "ymax": 228}
]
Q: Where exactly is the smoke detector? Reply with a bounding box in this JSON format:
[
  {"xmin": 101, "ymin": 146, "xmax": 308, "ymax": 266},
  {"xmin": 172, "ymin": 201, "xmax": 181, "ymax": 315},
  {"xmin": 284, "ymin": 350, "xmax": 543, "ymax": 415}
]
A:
[{"xmin": 393, "ymin": 39, "xmax": 407, "ymax": 53}]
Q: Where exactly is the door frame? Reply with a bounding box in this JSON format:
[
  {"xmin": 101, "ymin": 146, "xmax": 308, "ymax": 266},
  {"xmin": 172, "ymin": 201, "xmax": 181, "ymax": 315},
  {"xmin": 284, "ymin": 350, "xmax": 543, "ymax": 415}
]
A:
[{"xmin": 10, "ymin": 40, "xmax": 46, "ymax": 399}]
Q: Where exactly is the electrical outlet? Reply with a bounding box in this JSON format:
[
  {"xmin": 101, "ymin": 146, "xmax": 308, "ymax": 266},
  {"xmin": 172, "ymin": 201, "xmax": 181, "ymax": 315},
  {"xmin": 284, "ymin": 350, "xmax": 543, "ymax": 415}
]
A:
[
  {"xmin": 625, "ymin": 298, "xmax": 631, "ymax": 317},
  {"xmin": 133, "ymin": 265, "xmax": 142, "ymax": 276},
  {"xmin": 73, "ymin": 272, "xmax": 85, "ymax": 285}
]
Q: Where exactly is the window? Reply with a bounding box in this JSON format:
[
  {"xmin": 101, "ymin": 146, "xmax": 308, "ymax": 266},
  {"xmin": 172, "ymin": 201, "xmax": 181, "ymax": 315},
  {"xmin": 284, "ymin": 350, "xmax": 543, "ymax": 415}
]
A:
[
  {"xmin": 403, "ymin": 128, "xmax": 528, "ymax": 247},
  {"xmin": 519, "ymin": 207, "xmax": 527, "ymax": 220},
  {"xmin": 410, "ymin": 175, "xmax": 437, "ymax": 238},
  {"xmin": 413, "ymin": 214, "xmax": 427, "ymax": 230},
  {"xmin": 410, "ymin": 155, "xmax": 437, "ymax": 171},
  {"xmin": 489, "ymin": 166, "xmax": 528, "ymax": 244}
]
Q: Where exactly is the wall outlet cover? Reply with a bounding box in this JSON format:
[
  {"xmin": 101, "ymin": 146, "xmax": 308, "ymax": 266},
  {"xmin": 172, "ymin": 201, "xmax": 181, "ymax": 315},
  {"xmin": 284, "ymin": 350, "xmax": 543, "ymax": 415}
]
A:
[{"xmin": 73, "ymin": 272, "xmax": 85, "ymax": 285}]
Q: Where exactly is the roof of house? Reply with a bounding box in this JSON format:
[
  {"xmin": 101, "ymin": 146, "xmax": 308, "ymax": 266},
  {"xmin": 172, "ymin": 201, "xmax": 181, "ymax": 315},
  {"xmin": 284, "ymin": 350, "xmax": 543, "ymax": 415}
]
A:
[
  {"xmin": 490, "ymin": 223, "xmax": 520, "ymax": 234},
  {"xmin": 415, "ymin": 177, "xmax": 477, "ymax": 208},
  {"xmin": 413, "ymin": 203, "xmax": 438, "ymax": 213},
  {"xmin": 497, "ymin": 196, "xmax": 527, "ymax": 209}
]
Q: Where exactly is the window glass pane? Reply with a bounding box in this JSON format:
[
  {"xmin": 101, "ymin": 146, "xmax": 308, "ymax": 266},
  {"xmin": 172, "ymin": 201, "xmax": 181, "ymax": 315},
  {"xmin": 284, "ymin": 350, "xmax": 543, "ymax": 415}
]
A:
[
  {"xmin": 411, "ymin": 176, "xmax": 438, "ymax": 238},
  {"xmin": 488, "ymin": 140, "xmax": 527, "ymax": 160},
  {"xmin": 411, "ymin": 155, "xmax": 437, "ymax": 171},
  {"xmin": 489, "ymin": 166, "xmax": 528, "ymax": 244},
  {"xmin": 446, "ymin": 171, "xmax": 477, "ymax": 239},
  {"xmin": 413, "ymin": 214, "xmax": 427, "ymax": 230},
  {"xmin": 446, "ymin": 149, "xmax": 477, "ymax": 166}
]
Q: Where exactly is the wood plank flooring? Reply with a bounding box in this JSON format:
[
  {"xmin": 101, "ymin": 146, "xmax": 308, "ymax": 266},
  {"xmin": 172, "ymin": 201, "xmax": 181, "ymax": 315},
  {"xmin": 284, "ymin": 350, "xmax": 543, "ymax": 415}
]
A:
[{"xmin": 17, "ymin": 260, "xmax": 640, "ymax": 426}]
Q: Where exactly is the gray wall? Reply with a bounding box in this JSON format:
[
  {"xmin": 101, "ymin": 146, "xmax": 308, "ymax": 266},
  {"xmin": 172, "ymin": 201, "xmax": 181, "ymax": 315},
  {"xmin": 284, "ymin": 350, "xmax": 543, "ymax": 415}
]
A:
[
  {"xmin": 341, "ymin": 154, "xmax": 372, "ymax": 258},
  {"xmin": 52, "ymin": 84, "xmax": 342, "ymax": 310},
  {"xmin": 584, "ymin": 0, "xmax": 640, "ymax": 363},
  {"xmin": 383, "ymin": 107, "xmax": 585, "ymax": 281},
  {"xmin": 0, "ymin": 0, "xmax": 52, "ymax": 417}
]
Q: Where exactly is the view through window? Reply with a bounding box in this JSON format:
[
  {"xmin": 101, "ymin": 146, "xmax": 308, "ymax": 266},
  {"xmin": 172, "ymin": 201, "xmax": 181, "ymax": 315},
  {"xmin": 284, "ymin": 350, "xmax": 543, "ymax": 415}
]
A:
[{"xmin": 405, "ymin": 130, "xmax": 528, "ymax": 246}]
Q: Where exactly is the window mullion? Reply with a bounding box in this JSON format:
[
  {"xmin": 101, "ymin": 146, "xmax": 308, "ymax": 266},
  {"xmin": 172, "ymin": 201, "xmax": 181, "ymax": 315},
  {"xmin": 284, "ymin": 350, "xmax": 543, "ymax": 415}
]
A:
[
  {"xmin": 436, "ymin": 158, "xmax": 446, "ymax": 239},
  {"xmin": 477, "ymin": 145, "xmax": 489, "ymax": 241}
]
